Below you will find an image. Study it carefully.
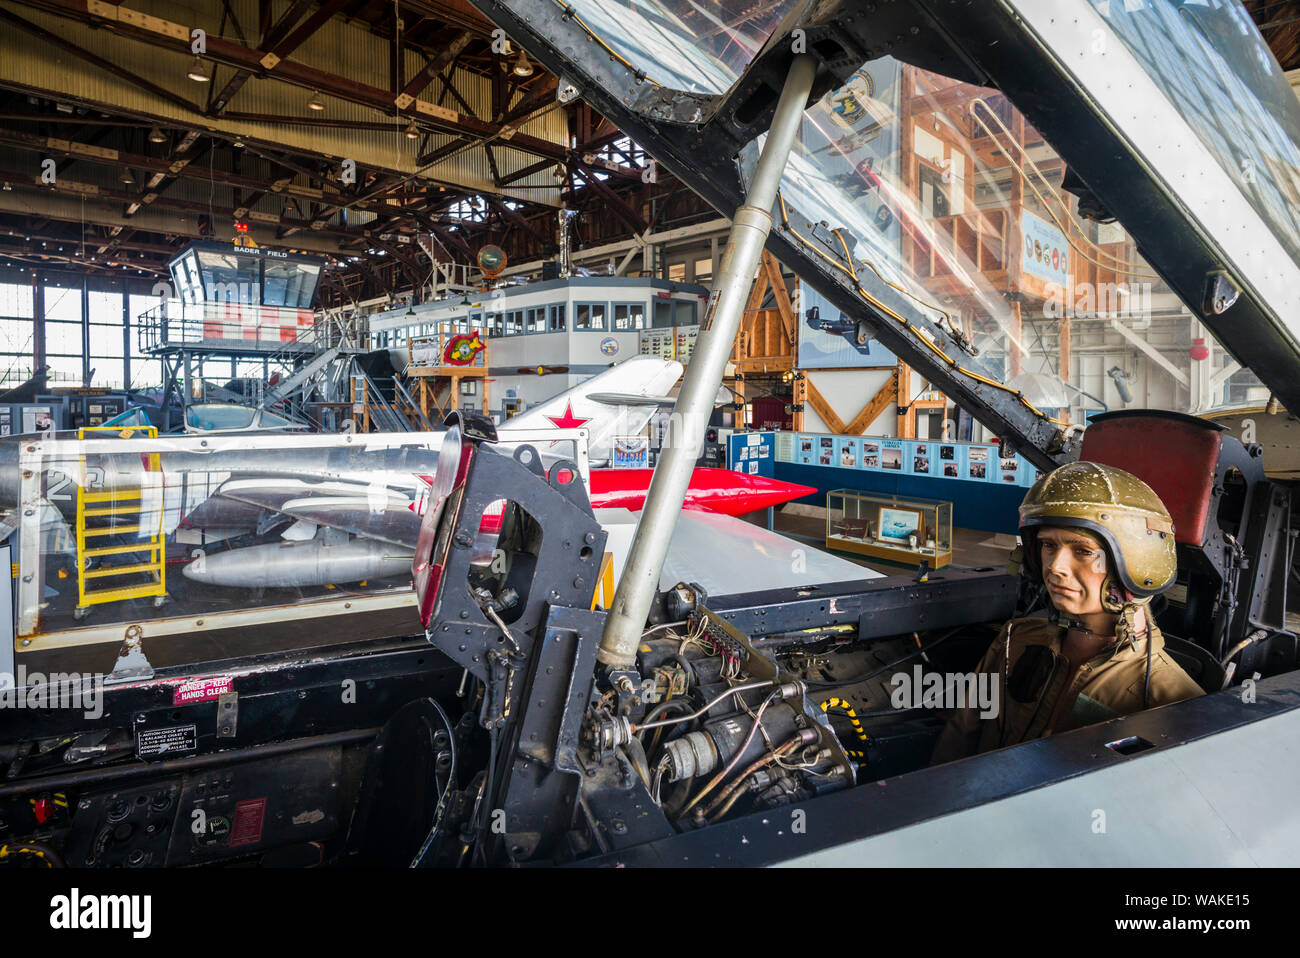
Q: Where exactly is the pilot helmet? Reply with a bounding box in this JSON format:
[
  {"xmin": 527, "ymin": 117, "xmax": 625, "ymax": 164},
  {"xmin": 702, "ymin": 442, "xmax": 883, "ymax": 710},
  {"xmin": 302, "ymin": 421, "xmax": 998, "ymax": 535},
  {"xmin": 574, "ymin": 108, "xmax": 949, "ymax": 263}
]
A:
[{"xmin": 1018, "ymin": 461, "xmax": 1176, "ymax": 613}]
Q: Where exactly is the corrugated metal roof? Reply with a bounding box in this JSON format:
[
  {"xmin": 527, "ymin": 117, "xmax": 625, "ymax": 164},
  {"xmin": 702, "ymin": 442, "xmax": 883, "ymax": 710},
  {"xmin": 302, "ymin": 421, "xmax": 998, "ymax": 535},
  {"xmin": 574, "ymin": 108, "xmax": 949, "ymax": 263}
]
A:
[{"xmin": 0, "ymin": 1, "xmax": 563, "ymax": 201}]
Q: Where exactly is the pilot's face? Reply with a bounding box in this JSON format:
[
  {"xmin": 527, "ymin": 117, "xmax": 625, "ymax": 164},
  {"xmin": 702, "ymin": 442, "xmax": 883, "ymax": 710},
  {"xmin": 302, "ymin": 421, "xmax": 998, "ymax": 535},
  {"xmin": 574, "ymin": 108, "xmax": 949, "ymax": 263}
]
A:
[{"xmin": 1038, "ymin": 526, "xmax": 1109, "ymax": 617}]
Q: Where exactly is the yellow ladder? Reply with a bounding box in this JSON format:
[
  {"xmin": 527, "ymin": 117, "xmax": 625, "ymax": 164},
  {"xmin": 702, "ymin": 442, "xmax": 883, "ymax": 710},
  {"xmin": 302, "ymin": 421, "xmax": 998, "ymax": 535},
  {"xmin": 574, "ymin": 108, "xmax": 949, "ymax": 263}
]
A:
[{"xmin": 74, "ymin": 426, "xmax": 167, "ymax": 615}]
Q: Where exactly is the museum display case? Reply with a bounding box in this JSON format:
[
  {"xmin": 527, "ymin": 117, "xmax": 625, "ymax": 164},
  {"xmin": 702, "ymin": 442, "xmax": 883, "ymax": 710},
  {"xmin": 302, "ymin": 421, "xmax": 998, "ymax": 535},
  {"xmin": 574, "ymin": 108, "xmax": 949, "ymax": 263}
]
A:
[{"xmin": 826, "ymin": 489, "xmax": 953, "ymax": 568}]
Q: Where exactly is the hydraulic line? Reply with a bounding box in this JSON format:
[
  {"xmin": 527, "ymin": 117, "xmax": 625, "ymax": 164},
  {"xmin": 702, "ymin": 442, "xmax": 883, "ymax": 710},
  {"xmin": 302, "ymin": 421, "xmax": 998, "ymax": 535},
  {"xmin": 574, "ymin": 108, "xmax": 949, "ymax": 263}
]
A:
[
  {"xmin": 632, "ymin": 679, "xmax": 776, "ymax": 733},
  {"xmin": 703, "ymin": 736, "xmax": 803, "ymax": 822},
  {"xmin": 679, "ymin": 688, "xmax": 783, "ymax": 817}
]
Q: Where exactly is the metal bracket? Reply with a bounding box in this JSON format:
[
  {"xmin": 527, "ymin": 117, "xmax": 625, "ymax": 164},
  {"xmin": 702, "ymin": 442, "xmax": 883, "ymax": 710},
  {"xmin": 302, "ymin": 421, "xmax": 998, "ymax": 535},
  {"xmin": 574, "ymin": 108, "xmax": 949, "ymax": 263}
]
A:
[
  {"xmin": 217, "ymin": 692, "xmax": 238, "ymax": 739},
  {"xmin": 419, "ymin": 440, "xmax": 606, "ymax": 687},
  {"xmin": 106, "ymin": 624, "xmax": 155, "ymax": 684}
]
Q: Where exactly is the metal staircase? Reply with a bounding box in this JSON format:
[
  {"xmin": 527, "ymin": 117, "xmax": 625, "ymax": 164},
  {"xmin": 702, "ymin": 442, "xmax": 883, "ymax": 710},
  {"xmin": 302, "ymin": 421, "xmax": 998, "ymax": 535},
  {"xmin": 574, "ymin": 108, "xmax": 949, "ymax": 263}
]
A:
[
  {"xmin": 260, "ymin": 344, "xmax": 343, "ymax": 409},
  {"xmin": 350, "ymin": 362, "xmax": 433, "ymax": 432}
]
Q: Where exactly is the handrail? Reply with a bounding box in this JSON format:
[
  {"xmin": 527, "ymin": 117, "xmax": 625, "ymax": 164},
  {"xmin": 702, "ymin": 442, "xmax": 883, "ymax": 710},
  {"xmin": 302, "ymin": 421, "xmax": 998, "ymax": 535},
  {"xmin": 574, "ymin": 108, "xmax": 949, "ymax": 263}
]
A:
[{"xmin": 390, "ymin": 375, "xmax": 435, "ymax": 431}]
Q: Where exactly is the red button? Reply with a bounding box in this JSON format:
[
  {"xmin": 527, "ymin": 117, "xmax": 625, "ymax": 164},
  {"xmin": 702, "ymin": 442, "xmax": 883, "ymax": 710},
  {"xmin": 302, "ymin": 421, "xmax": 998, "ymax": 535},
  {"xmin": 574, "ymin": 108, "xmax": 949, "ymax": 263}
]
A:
[{"xmin": 32, "ymin": 797, "xmax": 53, "ymax": 824}]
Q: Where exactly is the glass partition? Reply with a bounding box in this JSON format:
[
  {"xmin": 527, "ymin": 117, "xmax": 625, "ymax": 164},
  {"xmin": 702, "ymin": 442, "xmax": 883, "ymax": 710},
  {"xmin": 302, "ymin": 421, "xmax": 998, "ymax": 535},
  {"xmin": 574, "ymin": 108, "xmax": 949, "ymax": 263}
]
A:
[{"xmin": 7, "ymin": 428, "xmax": 590, "ymax": 673}]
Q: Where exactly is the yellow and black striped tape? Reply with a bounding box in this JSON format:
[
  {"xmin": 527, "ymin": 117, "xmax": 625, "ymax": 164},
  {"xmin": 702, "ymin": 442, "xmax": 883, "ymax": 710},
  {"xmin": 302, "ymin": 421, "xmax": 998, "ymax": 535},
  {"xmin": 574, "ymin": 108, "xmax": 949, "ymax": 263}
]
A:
[{"xmin": 820, "ymin": 698, "xmax": 869, "ymax": 743}]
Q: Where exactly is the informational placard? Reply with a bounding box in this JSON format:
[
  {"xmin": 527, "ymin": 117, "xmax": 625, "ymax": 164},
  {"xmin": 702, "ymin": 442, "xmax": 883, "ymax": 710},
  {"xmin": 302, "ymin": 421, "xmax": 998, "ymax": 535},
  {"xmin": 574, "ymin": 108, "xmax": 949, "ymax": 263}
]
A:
[
  {"xmin": 638, "ymin": 329, "xmax": 675, "ymax": 362},
  {"xmin": 410, "ymin": 337, "xmax": 440, "ymax": 368},
  {"xmin": 837, "ymin": 436, "xmax": 859, "ymax": 468},
  {"xmin": 21, "ymin": 405, "xmax": 54, "ymax": 434},
  {"xmin": 727, "ymin": 430, "xmax": 775, "ymax": 477},
  {"xmin": 879, "ymin": 439, "xmax": 905, "ymax": 472},
  {"xmin": 937, "ymin": 442, "xmax": 963, "ymax": 478},
  {"xmin": 611, "ymin": 436, "xmax": 650, "ymax": 468},
  {"xmin": 774, "ymin": 432, "xmax": 795, "ymax": 463},
  {"xmin": 83, "ymin": 396, "xmax": 126, "ymax": 427},
  {"xmin": 1020, "ymin": 209, "xmax": 1071, "ymax": 296},
  {"xmin": 674, "ymin": 326, "xmax": 699, "ymax": 363}
]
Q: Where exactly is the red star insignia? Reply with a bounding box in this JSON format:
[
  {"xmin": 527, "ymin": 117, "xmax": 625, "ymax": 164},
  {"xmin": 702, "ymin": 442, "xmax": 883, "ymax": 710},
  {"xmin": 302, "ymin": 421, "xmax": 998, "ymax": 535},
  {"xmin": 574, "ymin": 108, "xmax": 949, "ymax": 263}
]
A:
[{"xmin": 545, "ymin": 401, "xmax": 591, "ymax": 430}]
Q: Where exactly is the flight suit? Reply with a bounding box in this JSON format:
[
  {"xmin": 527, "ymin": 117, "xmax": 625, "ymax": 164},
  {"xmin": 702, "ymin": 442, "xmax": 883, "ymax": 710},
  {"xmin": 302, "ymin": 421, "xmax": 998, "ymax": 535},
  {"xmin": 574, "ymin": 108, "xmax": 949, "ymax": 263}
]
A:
[{"xmin": 930, "ymin": 614, "xmax": 1205, "ymax": 764}]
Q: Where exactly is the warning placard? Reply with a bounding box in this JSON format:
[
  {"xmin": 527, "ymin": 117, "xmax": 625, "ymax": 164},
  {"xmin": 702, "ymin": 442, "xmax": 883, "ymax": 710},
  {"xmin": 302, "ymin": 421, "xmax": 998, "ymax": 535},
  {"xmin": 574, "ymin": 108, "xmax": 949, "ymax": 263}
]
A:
[
  {"xmin": 230, "ymin": 797, "xmax": 267, "ymax": 848},
  {"xmin": 136, "ymin": 724, "xmax": 197, "ymax": 758},
  {"xmin": 173, "ymin": 676, "xmax": 233, "ymax": 705}
]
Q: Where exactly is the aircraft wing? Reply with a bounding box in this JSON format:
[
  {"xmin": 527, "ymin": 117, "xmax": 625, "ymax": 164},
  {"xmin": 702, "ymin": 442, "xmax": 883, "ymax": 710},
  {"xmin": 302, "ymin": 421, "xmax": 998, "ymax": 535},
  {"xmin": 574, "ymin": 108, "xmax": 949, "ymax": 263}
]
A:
[
  {"xmin": 214, "ymin": 477, "xmax": 422, "ymax": 548},
  {"xmin": 595, "ymin": 508, "xmax": 880, "ymax": 597}
]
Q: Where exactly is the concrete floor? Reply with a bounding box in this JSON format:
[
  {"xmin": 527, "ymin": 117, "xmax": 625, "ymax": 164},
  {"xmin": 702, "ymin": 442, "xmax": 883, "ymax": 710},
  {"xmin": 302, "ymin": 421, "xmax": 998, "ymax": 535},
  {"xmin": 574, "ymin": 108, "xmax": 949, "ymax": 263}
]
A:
[{"xmin": 771, "ymin": 506, "xmax": 1017, "ymax": 576}]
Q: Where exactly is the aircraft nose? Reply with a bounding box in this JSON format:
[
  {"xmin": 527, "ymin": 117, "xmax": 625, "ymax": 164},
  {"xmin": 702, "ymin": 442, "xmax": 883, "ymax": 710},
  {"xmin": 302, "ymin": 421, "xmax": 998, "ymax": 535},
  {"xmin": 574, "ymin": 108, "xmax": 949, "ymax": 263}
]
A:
[
  {"xmin": 732, "ymin": 475, "xmax": 818, "ymax": 513},
  {"xmin": 181, "ymin": 554, "xmax": 221, "ymax": 584}
]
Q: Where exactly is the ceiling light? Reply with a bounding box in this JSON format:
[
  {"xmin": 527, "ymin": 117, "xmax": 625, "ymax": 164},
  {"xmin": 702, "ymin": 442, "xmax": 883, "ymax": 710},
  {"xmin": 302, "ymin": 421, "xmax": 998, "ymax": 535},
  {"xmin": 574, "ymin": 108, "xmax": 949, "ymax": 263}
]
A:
[
  {"xmin": 187, "ymin": 56, "xmax": 210, "ymax": 82},
  {"xmin": 405, "ymin": 305, "xmax": 416, "ymax": 318},
  {"xmin": 232, "ymin": 137, "xmax": 245, "ymax": 148},
  {"xmin": 148, "ymin": 126, "xmax": 166, "ymax": 144},
  {"xmin": 307, "ymin": 91, "xmax": 325, "ymax": 112},
  {"xmin": 404, "ymin": 119, "xmax": 419, "ymax": 139},
  {"xmin": 1, "ymin": 182, "xmax": 10, "ymax": 192},
  {"xmin": 512, "ymin": 51, "xmax": 534, "ymax": 78},
  {"xmin": 121, "ymin": 169, "xmax": 135, "ymax": 186}
]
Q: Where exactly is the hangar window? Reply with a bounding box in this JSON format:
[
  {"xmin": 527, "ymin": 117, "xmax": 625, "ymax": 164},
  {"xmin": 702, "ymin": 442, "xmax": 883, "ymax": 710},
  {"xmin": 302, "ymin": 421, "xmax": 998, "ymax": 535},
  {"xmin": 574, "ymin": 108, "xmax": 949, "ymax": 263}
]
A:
[
  {"xmin": 613, "ymin": 302, "xmax": 645, "ymax": 330},
  {"xmin": 575, "ymin": 303, "xmax": 607, "ymax": 331}
]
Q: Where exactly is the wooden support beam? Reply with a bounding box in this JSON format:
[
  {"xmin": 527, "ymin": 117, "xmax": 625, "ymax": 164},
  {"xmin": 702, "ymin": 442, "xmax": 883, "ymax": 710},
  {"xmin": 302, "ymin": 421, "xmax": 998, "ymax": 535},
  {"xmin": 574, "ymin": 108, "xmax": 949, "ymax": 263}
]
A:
[
  {"xmin": 1210, "ymin": 360, "xmax": 1242, "ymax": 391},
  {"xmin": 897, "ymin": 360, "xmax": 914, "ymax": 438},
  {"xmin": 791, "ymin": 374, "xmax": 807, "ymax": 432},
  {"xmin": 804, "ymin": 378, "xmax": 848, "ymax": 434},
  {"xmin": 760, "ymin": 252, "xmax": 796, "ymax": 345},
  {"xmin": 845, "ymin": 370, "xmax": 899, "ymax": 434},
  {"xmin": 744, "ymin": 260, "xmax": 769, "ymax": 313}
]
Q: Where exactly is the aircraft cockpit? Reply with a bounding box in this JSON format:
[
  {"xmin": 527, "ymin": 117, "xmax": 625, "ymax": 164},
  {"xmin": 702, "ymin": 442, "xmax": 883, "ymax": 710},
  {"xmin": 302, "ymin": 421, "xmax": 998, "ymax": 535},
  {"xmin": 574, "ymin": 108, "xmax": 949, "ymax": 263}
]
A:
[{"xmin": 0, "ymin": 0, "xmax": 1297, "ymax": 870}]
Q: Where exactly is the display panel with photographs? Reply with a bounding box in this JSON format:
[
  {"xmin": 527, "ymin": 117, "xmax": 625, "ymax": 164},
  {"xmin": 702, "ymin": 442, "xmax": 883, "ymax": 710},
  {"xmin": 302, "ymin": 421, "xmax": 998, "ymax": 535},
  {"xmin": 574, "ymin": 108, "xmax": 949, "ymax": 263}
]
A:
[
  {"xmin": 839, "ymin": 437, "xmax": 858, "ymax": 468},
  {"xmin": 784, "ymin": 433, "xmax": 1029, "ymax": 485},
  {"xmin": 912, "ymin": 442, "xmax": 932, "ymax": 475}
]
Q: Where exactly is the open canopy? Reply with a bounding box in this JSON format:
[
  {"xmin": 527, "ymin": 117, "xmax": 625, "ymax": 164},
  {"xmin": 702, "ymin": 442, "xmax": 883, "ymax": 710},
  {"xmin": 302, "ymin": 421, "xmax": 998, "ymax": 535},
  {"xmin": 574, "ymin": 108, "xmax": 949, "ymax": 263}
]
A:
[{"xmin": 475, "ymin": 0, "xmax": 1300, "ymax": 468}]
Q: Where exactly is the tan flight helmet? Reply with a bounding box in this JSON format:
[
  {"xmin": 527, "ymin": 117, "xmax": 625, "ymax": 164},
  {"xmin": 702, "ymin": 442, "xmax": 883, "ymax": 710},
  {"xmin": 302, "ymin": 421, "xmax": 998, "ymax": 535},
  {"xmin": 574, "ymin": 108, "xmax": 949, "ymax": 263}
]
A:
[{"xmin": 1019, "ymin": 461, "xmax": 1176, "ymax": 612}]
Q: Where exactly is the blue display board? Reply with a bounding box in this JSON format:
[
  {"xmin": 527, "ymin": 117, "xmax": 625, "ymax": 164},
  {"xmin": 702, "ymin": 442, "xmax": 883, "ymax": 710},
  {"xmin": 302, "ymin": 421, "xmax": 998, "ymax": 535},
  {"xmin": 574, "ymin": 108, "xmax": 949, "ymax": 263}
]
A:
[
  {"xmin": 727, "ymin": 431, "xmax": 775, "ymax": 477},
  {"xmin": 787, "ymin": 432, "xmax": 1035, "ymax": 487}
]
